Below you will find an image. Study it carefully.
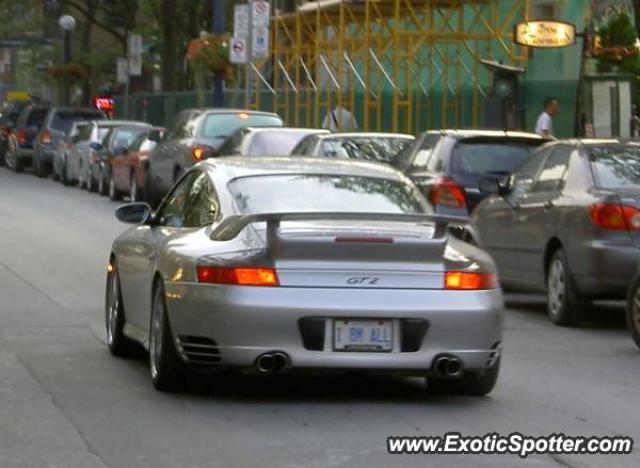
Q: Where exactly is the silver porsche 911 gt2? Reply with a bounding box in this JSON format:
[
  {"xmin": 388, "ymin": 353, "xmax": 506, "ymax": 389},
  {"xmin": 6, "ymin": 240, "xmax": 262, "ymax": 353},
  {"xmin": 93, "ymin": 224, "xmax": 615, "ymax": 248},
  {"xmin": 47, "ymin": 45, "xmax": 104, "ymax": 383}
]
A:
[{"xmin": 105, "ymin": 157, "xmax": 503, "ymax": 394}]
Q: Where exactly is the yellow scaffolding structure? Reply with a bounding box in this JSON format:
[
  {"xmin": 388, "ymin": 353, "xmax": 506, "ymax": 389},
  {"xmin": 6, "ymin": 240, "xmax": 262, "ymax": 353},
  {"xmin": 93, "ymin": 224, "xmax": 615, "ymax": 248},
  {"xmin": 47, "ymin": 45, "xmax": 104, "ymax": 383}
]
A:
[{"xmin": 255, "ymin": 0, "xmax": 530, "ymax": 133}]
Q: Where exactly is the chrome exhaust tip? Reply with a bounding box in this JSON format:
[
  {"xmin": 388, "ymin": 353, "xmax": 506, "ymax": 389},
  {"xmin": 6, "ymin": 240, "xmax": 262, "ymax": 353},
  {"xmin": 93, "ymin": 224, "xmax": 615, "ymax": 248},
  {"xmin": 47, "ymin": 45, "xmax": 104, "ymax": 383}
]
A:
[
  {"xmin": 255, "ymin": 352, "xmax": 290, "ymax": 374},
  {"xmin": 432, "ymin": 355, "xmax": 464, "ymax": 379}
]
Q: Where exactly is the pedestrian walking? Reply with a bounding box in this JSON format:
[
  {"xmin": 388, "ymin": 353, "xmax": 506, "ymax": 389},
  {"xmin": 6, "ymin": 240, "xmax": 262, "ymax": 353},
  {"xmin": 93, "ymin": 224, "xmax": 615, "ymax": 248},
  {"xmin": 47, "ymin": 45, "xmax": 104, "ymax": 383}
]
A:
[
  {"xmin": 535, "ymin": 97, "xmax": 559, "ymax": 138},
  {"xmin": 322, "ymin": 104, "xmax": 358, "ymax": 132}
]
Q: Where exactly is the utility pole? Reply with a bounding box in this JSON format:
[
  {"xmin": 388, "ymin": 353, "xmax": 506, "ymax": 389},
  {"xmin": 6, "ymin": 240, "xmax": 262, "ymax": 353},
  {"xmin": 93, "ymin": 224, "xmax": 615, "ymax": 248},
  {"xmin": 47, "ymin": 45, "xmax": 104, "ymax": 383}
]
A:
[{"xmin": 212, "ymin": 0, "xmax": 226, "ymax": 107}]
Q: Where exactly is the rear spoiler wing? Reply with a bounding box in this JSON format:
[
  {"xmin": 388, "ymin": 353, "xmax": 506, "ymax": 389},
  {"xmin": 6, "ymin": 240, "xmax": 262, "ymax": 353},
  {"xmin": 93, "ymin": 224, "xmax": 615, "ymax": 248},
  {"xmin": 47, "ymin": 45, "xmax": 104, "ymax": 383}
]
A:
[{"xmin": 210, "ymin": 212, "xmax": 468, "ymax": 241}]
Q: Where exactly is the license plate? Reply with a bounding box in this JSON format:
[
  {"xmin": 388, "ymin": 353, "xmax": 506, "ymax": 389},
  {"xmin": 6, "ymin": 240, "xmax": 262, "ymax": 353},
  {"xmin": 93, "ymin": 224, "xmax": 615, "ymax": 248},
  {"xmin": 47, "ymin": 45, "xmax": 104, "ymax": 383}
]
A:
[{"xmin": 333, "ymin": 320, "xmax": 393, "ymax": 352}]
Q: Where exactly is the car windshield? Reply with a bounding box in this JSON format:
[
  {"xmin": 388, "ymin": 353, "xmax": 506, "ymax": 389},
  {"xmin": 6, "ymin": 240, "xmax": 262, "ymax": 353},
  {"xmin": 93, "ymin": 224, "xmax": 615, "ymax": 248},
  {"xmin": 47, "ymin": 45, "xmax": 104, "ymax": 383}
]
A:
[
  {"xmin": 590, "ymin": 145, "xmax": 640, "ymax": 188},
  {"xmin": 319, "ymin": 136, "xmax": 412, "ymax": 163},
  {"xmin": 450, "ymin": 141, "xmax": 539, "ymax": 176},
  {"xmin": 51, "ymin": 110, "xmax": 105, "ymax": 134},
  {"xmin": 200, "ymin": 113, "xmax": 283, "ymax": 139},
  {"xmin": 248, "ymin": 131, "xmax": 316, "ymax": 156},
  {"xmin": 228, "ymin": 174, "xmax": 427, "ymax": 214}
]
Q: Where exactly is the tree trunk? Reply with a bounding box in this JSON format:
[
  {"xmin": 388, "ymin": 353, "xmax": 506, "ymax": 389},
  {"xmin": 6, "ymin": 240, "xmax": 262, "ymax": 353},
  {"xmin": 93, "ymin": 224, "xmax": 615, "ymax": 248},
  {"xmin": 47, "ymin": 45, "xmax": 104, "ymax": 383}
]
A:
[{"xmin": 160, "ymin": 0, "xmax": 178, "ymax": 91}]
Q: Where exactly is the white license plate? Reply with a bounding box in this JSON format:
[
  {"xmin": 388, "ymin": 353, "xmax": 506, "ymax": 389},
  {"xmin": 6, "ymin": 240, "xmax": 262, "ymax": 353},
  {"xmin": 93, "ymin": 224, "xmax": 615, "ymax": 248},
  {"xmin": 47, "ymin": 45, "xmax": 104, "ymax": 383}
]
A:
[{"xmin": 333, "ymin": 320, "xmax": 393, "ymax": 352}]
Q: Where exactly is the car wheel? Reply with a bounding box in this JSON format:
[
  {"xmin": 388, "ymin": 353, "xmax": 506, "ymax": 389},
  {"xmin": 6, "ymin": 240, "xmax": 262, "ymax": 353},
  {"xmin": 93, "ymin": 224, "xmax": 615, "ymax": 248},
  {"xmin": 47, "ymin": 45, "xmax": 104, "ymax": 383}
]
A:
[
  {"xmin": 61, "ymin": 156, "xmax": 72, "ymax": 186},
  {"xmin": 52, "ymin": 161, "xmax": 60, "ymax": 181},
  {"xmin": 546, "ymin": 249, "xmax": 587, "ymax": 326},
  {"xmin": 427, "ymin": 357, "xmax": 500, "ymax": 396},
  {"xmin": 105, "ymin": 260, "xmax": 133, "ymax": 357},
  {"xmin": 129, "ymin": 173, "xmax": 141, "ymax": 202},
  {"xmin": 14, "ymin": 155, "xmax": 24, "ymax": 173},
  {"xmin": 98, "ymin": 171, "xmax": 108, "ymax": 196},
  {"xmin": 149, "ymin": 280, "xmax": 186, "ymax": 391},
  {"xmin": 33, "ymin": 154, "xmax": 47, "ymax": 178},
  {"xmin": 108, "ymin": 176, "xmax": 121, "ymax": 201},
  {"xmin": 626, "ymin": 279, "xmax": 640, "ymax": 349},
  {"xmin": 88, "ymin": 173, "xmax": 98, "ymax": 192},
  {"xmin": 144, "ymin": 169, "xmax": 159, "ymax": 208}
]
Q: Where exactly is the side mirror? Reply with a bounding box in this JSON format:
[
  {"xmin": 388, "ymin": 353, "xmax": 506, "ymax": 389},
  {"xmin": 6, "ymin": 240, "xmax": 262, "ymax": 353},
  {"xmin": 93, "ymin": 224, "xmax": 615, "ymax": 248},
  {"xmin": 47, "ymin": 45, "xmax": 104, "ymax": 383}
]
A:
[
  {"xmin": 115, "ymin": 202, "xmax": 152, "ymax": 224},
  {"xmin": 90, "ymin": 142, "xmax": 101, "ymax": 151},
  {"xmin": 115, "ymin": 147, "xmax": 128, "ymax": 156},
  {"xmin": 148, "ymin": 130, "xmax": 162, "ymax": 142}
]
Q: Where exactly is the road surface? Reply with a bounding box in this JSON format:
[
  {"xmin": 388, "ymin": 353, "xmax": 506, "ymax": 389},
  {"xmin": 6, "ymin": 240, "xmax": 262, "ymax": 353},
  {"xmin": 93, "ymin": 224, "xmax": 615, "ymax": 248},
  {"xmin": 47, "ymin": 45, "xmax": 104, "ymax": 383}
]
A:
[{"xmin": 0, "ymin": 167, "xmax": 638, "ymax": 467}]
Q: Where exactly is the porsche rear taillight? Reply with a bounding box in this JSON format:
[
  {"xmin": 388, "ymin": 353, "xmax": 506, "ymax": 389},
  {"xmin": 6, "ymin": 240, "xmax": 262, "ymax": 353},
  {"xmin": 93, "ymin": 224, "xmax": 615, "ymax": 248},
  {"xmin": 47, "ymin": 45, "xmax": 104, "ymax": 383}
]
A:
[
  {"xmin": 196, "ymin": 266, "xmax": 279, "ymax": 286},
  {"xmin": 445, "ymin": 271, "xmax": 497, "ymax": 290},
  {"xmin": 590, "ymin": 203, "xmax": 640, "ymax": 231},
  {"xmin": 429, "ymin": 177, "xmax": 467, "ymax": 209}
]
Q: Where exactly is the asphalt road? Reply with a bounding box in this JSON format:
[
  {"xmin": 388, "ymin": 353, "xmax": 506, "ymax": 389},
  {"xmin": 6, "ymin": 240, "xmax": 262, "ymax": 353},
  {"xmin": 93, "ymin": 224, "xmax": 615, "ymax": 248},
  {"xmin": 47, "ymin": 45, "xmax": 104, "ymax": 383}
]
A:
[{"xmin": 1, "ymin": 166, "xmax": 639, "ymax": 468}]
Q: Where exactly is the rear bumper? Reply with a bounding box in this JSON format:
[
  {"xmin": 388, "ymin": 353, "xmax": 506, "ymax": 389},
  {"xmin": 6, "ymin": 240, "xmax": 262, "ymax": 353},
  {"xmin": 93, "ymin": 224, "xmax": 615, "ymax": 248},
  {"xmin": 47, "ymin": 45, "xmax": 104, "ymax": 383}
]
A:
[
  {"xmin": 164, "ymin": 283, "xmax": 503, "ymax": 374},
  {"xmin": 573, "ymin": 240, "xmax": 640, "ymax": 298}
]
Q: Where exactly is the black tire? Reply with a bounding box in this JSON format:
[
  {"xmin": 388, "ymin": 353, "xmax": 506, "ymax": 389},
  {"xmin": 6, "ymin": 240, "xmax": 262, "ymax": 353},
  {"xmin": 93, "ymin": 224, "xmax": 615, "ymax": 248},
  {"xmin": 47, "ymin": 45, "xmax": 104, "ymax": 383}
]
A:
[
  {"xmin": 61, "ymin": 156, "xmax": 72, "ymax": 186},
  {"xmin": 14, "ymin": 156, "xmax": 25, "ymax": 173},
  {"xmin": 144, "ymin": 169, "xmax": 160, "ymax": 208},
  {"xmin": 88, "ymin": 174, "xmax": 98, "ymax": 193},
  {"xmin": 546, "ymin": 249, "xmax": 588, "ymax": 326},
  {"xmin": 105, "ymin": 260, "xmax": 133, "ymax": 357},
  {"xmin": 129, "ymin": 172, "xmax": 141, "ymax": 202},
  {"xmin": 98, "ymin": 170, "xmax": 109, "ymax": 196},
  {"xmin": 108, "ymin": 175, "xmax": 121, "ymax": 201},
  {"xmin": 149, "ymin": 280, "xmax": 187, "ymax": 391},
  {"xmin": 626, "ymin": 279, "xmax": 640, "ymax": 349},
  {"xmin": 427, "ymin": 357, "xmax": 501, "ymax": 396},
  {"xmin": 33, "ymin": 154, "xmax": 47, "ymax": 178}
]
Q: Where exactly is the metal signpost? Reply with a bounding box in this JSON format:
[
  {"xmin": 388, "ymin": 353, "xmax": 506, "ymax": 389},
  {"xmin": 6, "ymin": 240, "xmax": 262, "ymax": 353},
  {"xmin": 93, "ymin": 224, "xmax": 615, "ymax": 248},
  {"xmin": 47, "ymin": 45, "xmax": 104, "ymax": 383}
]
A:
[{"xmin": 232, "ymin": 1, "xmax": 270, "ymax": 109}]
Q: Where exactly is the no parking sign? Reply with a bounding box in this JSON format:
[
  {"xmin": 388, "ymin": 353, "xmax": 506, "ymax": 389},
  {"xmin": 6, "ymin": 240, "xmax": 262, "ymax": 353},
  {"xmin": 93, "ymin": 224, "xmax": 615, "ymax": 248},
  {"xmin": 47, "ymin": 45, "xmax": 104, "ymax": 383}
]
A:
[{"xmin": 230, "ymin": 37, "xmax": 247, "ymax": 64}]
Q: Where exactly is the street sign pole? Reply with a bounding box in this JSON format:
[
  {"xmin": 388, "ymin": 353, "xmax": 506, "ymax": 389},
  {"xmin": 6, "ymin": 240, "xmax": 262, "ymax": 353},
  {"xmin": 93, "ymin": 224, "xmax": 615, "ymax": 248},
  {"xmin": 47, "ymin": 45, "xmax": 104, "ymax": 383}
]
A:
[
  {"xmin": 212, "ymin": 0, "xmax": 225, "ymax": 108},
  {"xmin": 245, "ymin": 1, "xmax": 253, "ymax": 109}
]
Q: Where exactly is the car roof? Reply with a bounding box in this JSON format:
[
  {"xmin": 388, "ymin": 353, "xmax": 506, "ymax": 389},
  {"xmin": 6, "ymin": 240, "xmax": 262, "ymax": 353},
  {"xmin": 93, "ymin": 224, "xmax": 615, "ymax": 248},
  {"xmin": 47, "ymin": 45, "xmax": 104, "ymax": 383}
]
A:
[
  {"xmin": 245, "ymin": 127, "xmax": 329, "ymax": 135},
  {"xmin": 315, "ymin": 132, "xmax": 415, "ymax": 140},
  {"xmin": 199, "ymin": 156, "xmax": 408, "ymax": 182},
  {"xmin": 424, "ymin": 129, "xmax": 543, "ymax": 140},
  {"xmin": 189, "ymin": 108, "xmax": 281, "ymax": 117},
  {"xmin": 96, "ymin": 120, "xmax": 150, "ymax": 128}
]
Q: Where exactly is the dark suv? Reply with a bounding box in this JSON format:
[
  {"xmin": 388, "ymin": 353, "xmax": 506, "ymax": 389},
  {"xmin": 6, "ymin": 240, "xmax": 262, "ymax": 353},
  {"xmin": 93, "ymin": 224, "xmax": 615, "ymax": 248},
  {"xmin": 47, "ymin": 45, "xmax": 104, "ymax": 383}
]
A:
[
  {"xmin": 4, "ymin": 104, "xmax": 50, "ymax": 172},
  {"xmin": 392, "ymin": 130, "xmax": 546, "ymax": 216},
  {"xmin": 32, "ymin": 107, "xmax": 106, "ymax": 177}
]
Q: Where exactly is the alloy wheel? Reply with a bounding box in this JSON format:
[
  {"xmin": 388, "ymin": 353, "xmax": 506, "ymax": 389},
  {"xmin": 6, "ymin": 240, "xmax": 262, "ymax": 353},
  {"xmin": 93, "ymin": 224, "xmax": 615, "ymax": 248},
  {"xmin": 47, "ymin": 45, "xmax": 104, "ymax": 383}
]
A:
[
  {"xmin": 149, "ymin": 289, "xmax": 164, "ymax": 380},
  {"xmin": 547, "ymin": 259, "xmax": 565, "ymax": 318},
  {"xmin": 106, "ymin": 271, "xmax": 120, "ymax": 347},
  {"xmin": 130, "ymin": 176, "xmax": 138, "ymax": 201},
  {"xmin": 632, "ymin": 288, "xmax": 640, "ymax": 336}
]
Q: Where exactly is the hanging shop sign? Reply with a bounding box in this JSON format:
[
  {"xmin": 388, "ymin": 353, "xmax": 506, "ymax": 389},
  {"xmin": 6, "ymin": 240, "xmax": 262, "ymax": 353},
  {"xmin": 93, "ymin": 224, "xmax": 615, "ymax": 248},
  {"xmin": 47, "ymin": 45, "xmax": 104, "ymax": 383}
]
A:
[{"xmin": 514, "ymin": 20, "xmax": 576, "ymax": 48}]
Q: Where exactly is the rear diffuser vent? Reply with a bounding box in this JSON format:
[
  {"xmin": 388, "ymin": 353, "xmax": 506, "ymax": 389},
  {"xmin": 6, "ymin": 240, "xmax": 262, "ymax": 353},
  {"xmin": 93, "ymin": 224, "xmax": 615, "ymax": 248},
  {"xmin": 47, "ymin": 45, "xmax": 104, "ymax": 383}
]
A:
[{"xmin": 176, "ymin": 335, "xmax": 221, "ymax": 369}]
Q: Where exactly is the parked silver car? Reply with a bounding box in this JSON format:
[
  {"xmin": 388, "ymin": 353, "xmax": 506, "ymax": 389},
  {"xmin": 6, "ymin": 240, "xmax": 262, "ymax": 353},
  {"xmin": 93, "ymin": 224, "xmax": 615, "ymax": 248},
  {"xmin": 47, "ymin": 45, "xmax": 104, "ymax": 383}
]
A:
[
  {"xmin": 290, "ymin": 132, "xmax": 414, "ymax": 163},
  {"xmin": 106, "ymin": 157, "xmax": 503, "ymax": 393},
  {"xmin": 66, "ymin": 120, "xmax": 147, "ymax": 188},
  {"xmin": 469, "ymin": 140, "xmax": 640, "ymax": 326},
  {"xmin": 217, "ymin": 127, "xmax": 329, "ymax": 156}
]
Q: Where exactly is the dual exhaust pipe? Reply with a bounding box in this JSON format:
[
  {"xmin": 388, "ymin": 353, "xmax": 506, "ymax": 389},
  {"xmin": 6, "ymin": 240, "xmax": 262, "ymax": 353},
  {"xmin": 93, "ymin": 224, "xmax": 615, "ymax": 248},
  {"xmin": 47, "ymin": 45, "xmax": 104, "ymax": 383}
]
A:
[
  {"xmin": 432, "ymin": 354, "xmax": 464, "ymax": 378},
  {"xmin": 255, "ymin": 352, "xmax": 289, "ymax": 374}
]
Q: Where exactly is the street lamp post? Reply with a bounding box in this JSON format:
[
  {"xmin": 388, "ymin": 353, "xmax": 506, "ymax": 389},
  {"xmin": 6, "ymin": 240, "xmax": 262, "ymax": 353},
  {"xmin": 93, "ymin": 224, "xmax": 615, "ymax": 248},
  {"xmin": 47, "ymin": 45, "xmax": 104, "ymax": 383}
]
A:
[
  {"xmin": 58, "ymin": 14, "xmax": 76, "ymax": 105},
  {"xmin": 212, "ymin": 0, "xmax": 225, "ymax": 107}
]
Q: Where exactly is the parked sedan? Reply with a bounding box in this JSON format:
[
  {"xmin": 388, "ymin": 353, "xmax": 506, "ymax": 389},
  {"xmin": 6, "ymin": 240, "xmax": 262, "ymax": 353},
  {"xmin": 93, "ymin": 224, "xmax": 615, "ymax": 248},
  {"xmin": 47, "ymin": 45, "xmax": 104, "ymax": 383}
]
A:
[
  {"xmin": 53, "ymin": 120, "xmax": 92, "ymax": 185},
  {"xmin": 32, "ymin": 107, "xmax": 106, "ymax": 177},
  {"xmin": 107, "ymin": 157, "xmax": 502, "ymax": 394},
  {"xmin": 393, "ymin": 130, "xmax": 545, "ymax": 215},
  {"xmin": 217, "ymin": 127, "xmax": 329, "ymax": 156},
  {"xmin": 71, "ymin": 120, "xmax": 146, "ymax": 188},
  {"xmin": 290, "ymin": 132, "xmax": 414, "ymax": 163},
  {"xmin": 0, "ymin": 100, "xmax": 30, "ymax": 166},
  {"xmin": 470, "ymin": 140, "xmax": 640, "ymax": 326},
  {"xmin": 89, "ymin": 123, "xmax": 152, "ymax": 197},
  {"xmin": 144, "ymin": 109, "xmax": 283, "ymax": 207},
  {"xmin": 109, "ymin": 127, "xmax": 164, "ymax": 201},
  {"xmin": 4, "ymin": 104, "xmax": 50, "ymax": 172}
]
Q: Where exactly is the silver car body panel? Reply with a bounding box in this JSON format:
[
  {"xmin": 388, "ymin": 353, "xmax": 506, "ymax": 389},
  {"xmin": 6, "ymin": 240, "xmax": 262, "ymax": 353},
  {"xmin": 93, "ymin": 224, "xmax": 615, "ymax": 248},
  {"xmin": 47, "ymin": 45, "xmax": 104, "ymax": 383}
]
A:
[{"xmin": 112, "ymin": 157, "xmax": 503, "ymax": 374}]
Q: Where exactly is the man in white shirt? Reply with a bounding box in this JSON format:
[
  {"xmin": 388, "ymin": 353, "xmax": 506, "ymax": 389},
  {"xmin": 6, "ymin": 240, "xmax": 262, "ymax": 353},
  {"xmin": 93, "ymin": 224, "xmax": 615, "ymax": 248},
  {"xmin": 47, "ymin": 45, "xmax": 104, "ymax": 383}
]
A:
[
  {"xmin": 322, "ymin": 105, "xmax": 358, "ymax": 132},
  {"xmin": 535, "ymin": 97, "xmax": 559, "ymax": 138}
]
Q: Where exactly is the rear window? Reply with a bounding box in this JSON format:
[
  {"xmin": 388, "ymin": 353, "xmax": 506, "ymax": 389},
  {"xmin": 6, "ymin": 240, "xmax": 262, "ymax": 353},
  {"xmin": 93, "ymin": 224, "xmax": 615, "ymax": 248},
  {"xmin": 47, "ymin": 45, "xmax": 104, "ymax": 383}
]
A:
[
  {"xmin": 229, "ymin": 174, "xmax": 427, "ymax": 214},
  {"xmin": 200, "ymin": 113, "xmax": 283, "ymax": 140},
  {"xmin": 247, "ymin": 131, "xmax": 315, "ymax": 156},
  {"xmin": 590, "ymin": 145, "xmax": 640, "ymax": 189},
  {"xmin": 450, "ymin": 141, "xmax": 539, "ymax": 177},
  {"xmin": 319, "ymin": 136, "xmax": 412, "ymax": 163},
  {"xmin": 110, "ymin": 127, "xmax": 149, "ymax": 150},
  {"xmin": 51, "ymin": 110, "xmax": 105, "ymax": 134},
  {"xmin": 25, "ymin": 108, "xmax": 49, "ymax": 127}
]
